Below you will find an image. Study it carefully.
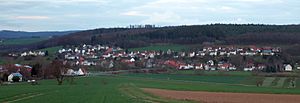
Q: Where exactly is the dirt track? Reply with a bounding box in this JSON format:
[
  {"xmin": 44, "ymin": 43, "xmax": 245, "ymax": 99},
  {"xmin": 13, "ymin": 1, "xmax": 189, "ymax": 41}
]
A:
[{"xmin": 143, "ymin": 88, "xmax": 300, "ymax": 103}]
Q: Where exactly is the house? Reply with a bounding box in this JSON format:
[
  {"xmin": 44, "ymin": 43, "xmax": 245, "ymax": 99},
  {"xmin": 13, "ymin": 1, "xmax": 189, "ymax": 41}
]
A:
[
  {"xmin": 195, "ymin": 64, "xmax": 204, "ymax": 70},
  {"xmin": 228, "ymin": 66, "xmax": 237, "ymax": 71},
  {"xmin": 244, "ymin": 67, "xmax": 254, "ymax": 71},
  {"xmin": 257, "ymin": 64, "xmax": 267, "ymax": 70},
  {"xmin": 204, "ymin": 65, "xmax": 210, "ymax": 70},
  {"xmin": 229, "ymin": 51, "xmax": 237, "ymax": 55},
  {"xmin": 207, "ymin": 60, "xmax": 214, "ymax": 66},
  {"xmin": 209, "ymin": 67, "xmax": 216, "ymax": 71},
  {"xmin": 245, "ymin": 51, "xmax": 256, "ymax": 56},
  {"xmin": 108, "ymin": 61, "xmax": 114, "ymax": 68},
  {"xmin": 209, "ymin": 52, "xmax": 217, "ymax": 56},
  {"xmin": 295, "ymin": 63, "xmax": 300, "ymax": 70},
  {"xmin": 261, "ymin": 50, "xmax": 274, "ymax": 56},
  {"xmin": 284, "ymin": 64, "xmax": 293, "ymax": 72},
  {"xmin": 66, "ymin": 69, "xmax": 75, "ymax": 75},
  {"xmin": 130, "ymin": 58, "xmax": 136, "ymax": 62},
  {"xmin": 199, "ymin": 52, "xmax": 206, "ymax": 56},
  {"xmin": 219, "ymin": 51, "xmax": 227, "ymax": 56},
  {"xmin": 8, "ymin": 73, "xmax": 23, "ymax": 82},
  {"xmin": 218, "ymin": 63, "xmax": 230, "ymax": 70},
  {"xmin": 82, "ymin": 61, "xmax": 96, "ymax": 66},
  {"xmin": 164, "ymin": 60, "xmax": 179, "ymax": 68},
  {"xmin": 146, "ymin": 59, "xmax": 154, "ymax": 68},
  {"xmin": 178, "ymin": 64, "xmax": 194, "ymax": 70},
  {"xmin": 121, "ymin": 59, "xmax": 135, "ymax": 67},
  {"xmin": 244, "ymin": 63, "xmax": 255, "ymax": 71},
  {"xmin": 76, "ymin": 68, "xmax": 86, "ymax": 76},
  {"xmin": 189, "ymin": 52, "xmax": 195, "ymax": 57}
]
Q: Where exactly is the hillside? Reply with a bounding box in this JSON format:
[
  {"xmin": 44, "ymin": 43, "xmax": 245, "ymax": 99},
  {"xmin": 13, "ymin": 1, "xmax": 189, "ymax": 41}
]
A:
[
  {"xmin": 40, "ymin": 24, "xmax": 300, "ymax": 47},
  {"xmin": 0, "ymin": 30, "xmax": 78, "ymax": 39},
  {"xmin": 2, "ymin": 24, "xmax": 300, "ymax": 53}
]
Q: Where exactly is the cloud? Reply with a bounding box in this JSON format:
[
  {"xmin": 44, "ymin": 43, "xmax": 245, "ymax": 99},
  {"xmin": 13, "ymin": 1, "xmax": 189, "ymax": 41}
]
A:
[
  {"xmin": 0, "ymin": 0, "xmax": 299, "ymax": 31},
  {"xmin": 14, "ymin": 16, "xmax": 50, "ymax": 20},
  {"xmin": 206, "ymin": 6, "xmax": 238, "ymax": 13},
  {"xmin": 121, "ymin": 11, "xmax": 146, "ymax": 16},
  {"xmin": 233, "ymin": 0, "xmax": 283, "ymax": 3},
  {"xmin": 141, "ymin": 11, "xmax": 200, "ymax": 25}
]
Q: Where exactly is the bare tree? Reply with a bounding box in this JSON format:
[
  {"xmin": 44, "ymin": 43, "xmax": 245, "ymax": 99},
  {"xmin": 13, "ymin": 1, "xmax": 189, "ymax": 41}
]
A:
[{"xmin": 51, "ymin": 59, "xmax": 67, "ymax": 85}]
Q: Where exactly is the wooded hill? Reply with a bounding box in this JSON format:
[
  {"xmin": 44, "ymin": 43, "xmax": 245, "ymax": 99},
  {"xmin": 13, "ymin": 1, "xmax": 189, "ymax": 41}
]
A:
[{"xmin": 2, "ymin": 24, "xmax": 300, "ymax": 54}]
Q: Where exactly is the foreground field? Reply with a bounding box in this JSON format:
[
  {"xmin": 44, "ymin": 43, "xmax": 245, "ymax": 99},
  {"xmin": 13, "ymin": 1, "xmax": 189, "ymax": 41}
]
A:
[
  {"xmin": 122, "ymin": 73, "xmax": 299, "ymax": 88},
  {"xmin": 0, "ymin": 75, "xmax": 300, "ymax": 103},
  {"xmin": 144, "ymin": 88, "xmax": 300, "ymax": 103}
]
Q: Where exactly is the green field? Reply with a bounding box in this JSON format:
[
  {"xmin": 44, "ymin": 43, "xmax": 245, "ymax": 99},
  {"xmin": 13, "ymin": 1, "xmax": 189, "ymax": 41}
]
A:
[
  {"xmin": 0, "ymin": 38, "xmax": 48, "ymax": 45},
  {"xmin": 121, "ymin": 73, "xmax": 253, "ymax": 85},
  {"xmin": 1, "ymin": 74, "xmax": 300, "ymax": 103},
  {"xmin": 173, "ymin": 70, "xmax": 252, "ymax": 76},
  {"xmin": 39, "ymin": 46, "xmax": 62, "ymax": 56},
  {"xmin": 129, "ymin": 44, "xmax": 188, "ymax": 52}
]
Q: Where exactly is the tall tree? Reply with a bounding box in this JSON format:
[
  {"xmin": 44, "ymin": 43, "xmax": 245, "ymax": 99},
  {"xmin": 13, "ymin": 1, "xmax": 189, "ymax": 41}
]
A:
[{"xmin": 51, "ymin": 59, "xmax": 69, "ymax": 85}]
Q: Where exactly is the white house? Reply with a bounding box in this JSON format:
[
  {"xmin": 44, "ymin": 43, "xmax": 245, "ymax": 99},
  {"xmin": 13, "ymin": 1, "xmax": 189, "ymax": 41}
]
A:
[
  {"xmin": 8, "ymin": 73, "xmax": 23, "ymax": 82},
  {"xmin": 66, "ymin": 69, "xmax": 75, "ymax": 75},
  {"xmin": 244, "ymin": 67, "xmax": 255, "ymax": 71},
  {"xmin": 284, "ymin": 64, "xmax": 293, "ymax": 72},
  {"xmin": 76, "ymin": 68, "xmax": 85, "ymax": 76},
  {"xmin": 229, "ymin": 66, "xmax": 237, "ymax": 71},
  {"xmin": 178, "ymin": 64, "xmax": 194, "ymax": 70},
  {"xmin": 130, "ymin": 58, "xmax": 135, "ymax": 62}
]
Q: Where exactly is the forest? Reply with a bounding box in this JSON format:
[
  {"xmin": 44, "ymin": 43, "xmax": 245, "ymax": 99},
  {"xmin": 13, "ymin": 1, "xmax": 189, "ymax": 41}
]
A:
[{"xmin": 1, "ymin": 24, "xmax": 300, "ymax": 55}]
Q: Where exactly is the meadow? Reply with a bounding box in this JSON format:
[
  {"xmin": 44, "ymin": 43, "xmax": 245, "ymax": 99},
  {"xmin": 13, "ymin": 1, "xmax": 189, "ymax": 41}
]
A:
[
  {"xmin": 39, "ymin": 46, "xmax": 62, "ymax": 56},
  {"xmin": 1, "ymin": 74, "xmax": 300, "ymax": 103}
]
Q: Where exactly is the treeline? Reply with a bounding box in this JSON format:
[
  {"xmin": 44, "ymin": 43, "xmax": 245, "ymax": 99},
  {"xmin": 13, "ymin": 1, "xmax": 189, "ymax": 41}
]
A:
[
  {"xmin": 2, "ymin": 24, "xmax": 300, "ymax": 52},
  {"xmin": 92, "ymin": 24, "xmax": 300, "ymax": 47}
]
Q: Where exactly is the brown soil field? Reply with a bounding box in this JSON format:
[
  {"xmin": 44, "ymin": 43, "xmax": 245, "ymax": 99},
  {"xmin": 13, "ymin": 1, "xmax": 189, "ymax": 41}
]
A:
[{"xmin": 143, "ymin": 88, "xmax": 300, "ymax": 103}]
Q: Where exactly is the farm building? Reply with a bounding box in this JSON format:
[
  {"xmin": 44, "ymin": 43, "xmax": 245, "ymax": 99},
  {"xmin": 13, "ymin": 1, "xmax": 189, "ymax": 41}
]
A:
[
  {"xmin": 76, "ymin": 68, "xmax": 86, "ymax": 76},
  {"xmin": 8, "ymin": 73, "xmax": 23, "ymax": 82},
  {"xmin": 284, "ymin": 64, "xmax": 293, "ymax": 72}
]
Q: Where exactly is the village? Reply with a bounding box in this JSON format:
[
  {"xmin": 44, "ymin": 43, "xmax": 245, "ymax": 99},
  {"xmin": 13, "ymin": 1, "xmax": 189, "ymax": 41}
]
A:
[
  {"xmin": 55, "ymin": 44, "xmax": 295, "ymax": 71},
  {"xmin": 1, "ymin": 44, "xmax": 300, "ymax": 83}
]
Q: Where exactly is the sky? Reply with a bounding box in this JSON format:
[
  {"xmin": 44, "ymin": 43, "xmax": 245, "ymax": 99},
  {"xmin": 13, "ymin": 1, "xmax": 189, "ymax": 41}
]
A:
[{"xmin": 0, "ymin": 0, "xmax": 299, "ymax": 31}]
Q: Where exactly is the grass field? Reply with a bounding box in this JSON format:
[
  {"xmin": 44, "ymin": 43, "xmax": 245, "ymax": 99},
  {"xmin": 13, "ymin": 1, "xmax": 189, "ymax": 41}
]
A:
[
  {"xmin": 0, "ymin": 76, "xmax": 193, "ymax": 103},
  {"xmin": 173, "ymin": 70, "xmax": 252, "ymax": 76},
  {"xmin": 129, "ymin": 44, "xmax": 188, "ymax": 52},
  {"xmin": 122, "ymin": 73, "xmax": 298, "ymax": 88},
  {"xmin": 1, "ymin": 75, "xmax": 300, "ymax": 103},
  {"xmin": 121, "ymin": 73, "xmax": 253, "ymax": 85},
  {"xmin": 39, "ymin": 46, "xmax": 62, "ymax": 56},
  {"xmin": 0, "ymin": 38, "xmax": 48, "ymax": 45}
]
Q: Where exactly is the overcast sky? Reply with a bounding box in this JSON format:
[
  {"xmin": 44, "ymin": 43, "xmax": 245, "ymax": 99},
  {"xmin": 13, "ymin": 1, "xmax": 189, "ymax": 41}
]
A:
[{"xmin": 0, "ymin": 0, "xmax": 299, "ymax": 31}]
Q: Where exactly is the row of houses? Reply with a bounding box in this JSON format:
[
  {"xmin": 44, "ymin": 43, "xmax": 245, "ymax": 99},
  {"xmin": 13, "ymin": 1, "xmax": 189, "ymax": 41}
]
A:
[
  {"xmin": 242, "ymin": 63, "xmax": 294, "ymax": 72},
  {"xmin": 201, "ymin": 46, "xmax": 280, "ymax": 56},
  {"xmin": 164, "ymin": 60, "xmax": 298, "ymax": 72},
  {"xmin": 9, "ymin": 51, "xmax": 46, "ymax": 57},
  {"xmin": 164, "ymin": 60, "xmax": 237, "ymax": 71}
]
